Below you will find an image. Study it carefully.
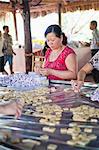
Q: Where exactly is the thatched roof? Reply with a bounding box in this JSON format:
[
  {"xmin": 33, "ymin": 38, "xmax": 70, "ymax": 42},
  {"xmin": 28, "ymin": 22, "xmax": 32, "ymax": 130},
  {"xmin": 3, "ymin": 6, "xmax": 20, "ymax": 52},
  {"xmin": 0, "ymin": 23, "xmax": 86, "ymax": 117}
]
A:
[{"xmin": 0, "ymin": 0, "xmax": 99, "ymax": 18}]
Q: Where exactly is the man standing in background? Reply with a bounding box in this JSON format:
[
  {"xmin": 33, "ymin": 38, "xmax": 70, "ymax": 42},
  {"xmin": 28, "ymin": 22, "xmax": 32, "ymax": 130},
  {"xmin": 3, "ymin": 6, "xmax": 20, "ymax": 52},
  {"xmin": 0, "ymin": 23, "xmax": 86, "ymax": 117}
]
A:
[
  {"xmin": 0, "ymin": 31, "xmax": 4, "ymax": 73},
  {"xmin": 3, "ymin": 25, "xmax": 16, "ymax": 74},
  {"xmin": 90, "ymin": 20, "xmax": 99, "ymax": 57}
]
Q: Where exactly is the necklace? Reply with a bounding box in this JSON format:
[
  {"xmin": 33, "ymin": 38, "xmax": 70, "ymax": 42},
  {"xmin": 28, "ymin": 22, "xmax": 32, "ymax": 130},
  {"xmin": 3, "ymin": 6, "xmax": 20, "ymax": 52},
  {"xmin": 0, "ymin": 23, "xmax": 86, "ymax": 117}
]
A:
[{"xmin": 50, "ymin": 45, "xmax": 65, "ymax": 61}]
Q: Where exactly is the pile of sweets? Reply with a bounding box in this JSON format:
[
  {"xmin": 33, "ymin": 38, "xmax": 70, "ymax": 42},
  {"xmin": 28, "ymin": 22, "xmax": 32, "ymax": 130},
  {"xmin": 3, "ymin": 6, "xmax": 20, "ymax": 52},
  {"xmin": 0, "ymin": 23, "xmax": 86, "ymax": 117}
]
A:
[{"xmin": 0, "ymin": 72, "xmax": 49, "ymax": 90}]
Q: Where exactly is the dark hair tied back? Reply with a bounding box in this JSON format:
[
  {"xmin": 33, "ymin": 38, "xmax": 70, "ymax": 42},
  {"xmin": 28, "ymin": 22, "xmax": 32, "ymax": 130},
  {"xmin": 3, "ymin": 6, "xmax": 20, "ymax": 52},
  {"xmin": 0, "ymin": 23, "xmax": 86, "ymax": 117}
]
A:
[
  {"xmin": 45, "ymin": 24, "xmax": 62, "ymax": 38},
  {"xmin": 45, "ymin": 24, "xmax": 67, "ymax": 46},
  {"xmin": 61, "ymin": 32, "xmax": 67, "ymax": 45}
]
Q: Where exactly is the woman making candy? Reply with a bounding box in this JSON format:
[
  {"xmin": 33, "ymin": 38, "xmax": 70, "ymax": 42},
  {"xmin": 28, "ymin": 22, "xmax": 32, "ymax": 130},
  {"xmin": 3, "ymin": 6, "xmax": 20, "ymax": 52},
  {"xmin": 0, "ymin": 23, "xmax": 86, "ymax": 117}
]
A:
[{"xmin": 34, "ymin": 24, "xmax": 77, "ymax": 80}]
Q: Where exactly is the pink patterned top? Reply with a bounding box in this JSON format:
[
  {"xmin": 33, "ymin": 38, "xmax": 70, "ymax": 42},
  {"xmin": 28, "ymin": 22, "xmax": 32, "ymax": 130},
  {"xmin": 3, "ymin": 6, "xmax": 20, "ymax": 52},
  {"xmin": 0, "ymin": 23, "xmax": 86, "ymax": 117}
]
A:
[{"xmin": 44, "ymin": 46, "xmax": 75, "ymax": 80}]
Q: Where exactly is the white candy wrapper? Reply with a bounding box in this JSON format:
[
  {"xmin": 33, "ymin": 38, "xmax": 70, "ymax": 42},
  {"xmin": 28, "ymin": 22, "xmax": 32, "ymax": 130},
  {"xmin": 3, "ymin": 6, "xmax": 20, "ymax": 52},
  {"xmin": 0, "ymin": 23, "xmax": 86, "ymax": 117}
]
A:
[
  {"xmin": 0, "ymin": 73, "xmax": 49, "ymax": 91},
  {"xmin": 91, "ymin": 87, "xmax": 99, "ymax": 102}
]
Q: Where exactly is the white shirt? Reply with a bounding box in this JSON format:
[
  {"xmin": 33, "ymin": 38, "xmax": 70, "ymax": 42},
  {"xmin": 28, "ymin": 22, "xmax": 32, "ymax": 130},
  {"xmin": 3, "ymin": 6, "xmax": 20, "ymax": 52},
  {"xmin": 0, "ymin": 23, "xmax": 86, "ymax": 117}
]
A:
[{"xmin": 90, "ymin": 29, "xmax": 99, "ymax": 50}]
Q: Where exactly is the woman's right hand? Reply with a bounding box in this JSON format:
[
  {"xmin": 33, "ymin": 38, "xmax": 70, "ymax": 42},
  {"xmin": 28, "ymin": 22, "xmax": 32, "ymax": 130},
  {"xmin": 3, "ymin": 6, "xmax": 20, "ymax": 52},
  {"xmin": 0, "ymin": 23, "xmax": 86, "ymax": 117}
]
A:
[
  {"xmin": 34, "ymin": 61, "xmax": 42, "ymax": 74},
  {"xmin": 71, "ymin": 80, "xmax": 84, "ymax": 93}
]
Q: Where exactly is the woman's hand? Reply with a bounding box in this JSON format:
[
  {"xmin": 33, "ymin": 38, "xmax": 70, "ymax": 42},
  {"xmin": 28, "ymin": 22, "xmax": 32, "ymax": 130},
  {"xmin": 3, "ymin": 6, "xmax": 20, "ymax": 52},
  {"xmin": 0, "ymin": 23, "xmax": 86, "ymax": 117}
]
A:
[
  {"xmin": 3, "ymin": 99, "xmax": 24, "ymax": 118},
  {"xmin": 34, "ymin": 61, "xmax": 42, "ymax": 74},
  {"xmin": 39, "ymin": 68, "xmax": 51, "ymax": 76},
  {"xmin": 71, "ymin": 80, "xmax": 84, "ymax": 93}
]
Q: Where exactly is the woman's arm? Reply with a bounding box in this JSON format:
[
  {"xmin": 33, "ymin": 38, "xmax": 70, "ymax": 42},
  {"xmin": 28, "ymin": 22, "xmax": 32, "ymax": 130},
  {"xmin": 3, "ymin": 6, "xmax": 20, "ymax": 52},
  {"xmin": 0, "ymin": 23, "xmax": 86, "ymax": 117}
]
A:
[
  {"xmin": 71, "ymin": 63, "xmax": 93, "ymax": 92},
  {"xmin": 40, "ymin": 53, "xmax": 77, "ymax": 80},
  {"xmin": 77, "ymin": 63, "xmax": 93, "ymax": 81}
]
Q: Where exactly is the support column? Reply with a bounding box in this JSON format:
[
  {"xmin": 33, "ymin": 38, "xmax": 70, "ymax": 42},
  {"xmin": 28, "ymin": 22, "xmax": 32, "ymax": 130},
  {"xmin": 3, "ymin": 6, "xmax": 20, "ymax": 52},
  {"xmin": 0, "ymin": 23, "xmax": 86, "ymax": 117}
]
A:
[
  {"xmin": 13, "ymin": 9, "xmax": 18, "ymax": 41},
  {"xmin": 58, "ymin": 3, "xmax": 62, "ymax": 27},
  {"xmin": 22, "ymin": 0, "xmax": 32, "ymax": 73}
]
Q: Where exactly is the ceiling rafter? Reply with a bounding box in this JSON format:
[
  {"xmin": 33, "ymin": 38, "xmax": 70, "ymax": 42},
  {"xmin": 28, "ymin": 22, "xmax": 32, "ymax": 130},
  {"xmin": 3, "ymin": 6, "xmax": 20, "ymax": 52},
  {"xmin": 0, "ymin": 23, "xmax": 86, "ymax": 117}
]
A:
[{"xmin": 0, "ymin": 0, "xmax": 99, "ymax": 18}]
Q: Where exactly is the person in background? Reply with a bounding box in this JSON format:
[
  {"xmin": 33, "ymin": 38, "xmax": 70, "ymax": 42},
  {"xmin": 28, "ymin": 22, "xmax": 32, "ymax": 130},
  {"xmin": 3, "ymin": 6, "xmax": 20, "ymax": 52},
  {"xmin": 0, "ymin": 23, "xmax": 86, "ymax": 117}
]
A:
[
  {"xmin": 3, "ymin": 25, "xmax": 16, "ymax": 74},
  {"xmin": 34, "ymin": 24, "xmax": 77, "ymax": 80},
  {"xmin": 71, "ymin": 51, "xmax": 99, "ymax": 92},
  {"xmin": 90, "ymin": 20, "xmax": 99, "ymax": 57},
  {"xmin": 0, "ymin": 31, "xmax": 5, "ymax": 73},
  {"xmin": 0, "ymin": 100, "xmax": 24, "ymax": 118}
]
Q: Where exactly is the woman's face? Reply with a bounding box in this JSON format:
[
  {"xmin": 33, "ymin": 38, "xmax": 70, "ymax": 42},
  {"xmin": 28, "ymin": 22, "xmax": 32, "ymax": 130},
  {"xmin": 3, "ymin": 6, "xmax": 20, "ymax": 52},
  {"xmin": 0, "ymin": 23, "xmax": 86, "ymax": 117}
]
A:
[{"xmin": 46, "ymin": 32, "xmax": 62, "ymax": 50}]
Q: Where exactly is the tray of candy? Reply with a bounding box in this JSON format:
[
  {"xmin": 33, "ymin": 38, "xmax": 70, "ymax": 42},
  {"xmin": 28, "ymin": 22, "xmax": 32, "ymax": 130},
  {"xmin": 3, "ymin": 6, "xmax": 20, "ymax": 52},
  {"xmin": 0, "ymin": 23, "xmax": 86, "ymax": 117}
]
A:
[
  {"xmin": 0, "ymin": 85, "xmax": 99, "ymax": 149},
  {"xmin": 49, "ymin": 80, "xmax": 98, "ymax": 98},
  {"xmin": 49, "ymin": 80, "xmax": 99, "ymax": 88},
  {"xmin": 0, "ymin": 114, "xmax": 99, "ymax": 150},
  {"xmin": 22, "ymin": 86, "xmax": 99, "ymax": 113}
]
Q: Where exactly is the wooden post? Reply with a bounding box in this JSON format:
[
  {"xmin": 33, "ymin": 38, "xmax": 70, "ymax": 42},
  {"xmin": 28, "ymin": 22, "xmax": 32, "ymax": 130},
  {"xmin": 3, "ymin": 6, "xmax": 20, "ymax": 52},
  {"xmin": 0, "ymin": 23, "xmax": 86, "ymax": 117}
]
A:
[
  {"xmin": 22, "ymin": 0, "xmax": 32, "ymax": 73},
  {"xmin": 58, "ymin": 3, "xmax": 62, "ymax": 27},
  {"xmin": 13, "ymin": 9, "xmax": 18, "ymax": 41}
]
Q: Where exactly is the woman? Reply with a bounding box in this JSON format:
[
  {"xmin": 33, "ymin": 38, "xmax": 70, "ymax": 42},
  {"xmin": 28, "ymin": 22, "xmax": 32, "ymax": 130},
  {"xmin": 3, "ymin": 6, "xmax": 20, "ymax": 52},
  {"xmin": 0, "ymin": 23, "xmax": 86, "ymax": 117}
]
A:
[
  {"xmin": 0, "ymin": 100, "xmax": 24, "ymax": 118},
  {"xmin": 71, "ymin": 51, "xmax": 99, "ymax": 92},
  {"xmin": 0, "ymin": 31, "xmax": 4, "ymax": 73},
  {"xmin": 34, "ymin": 24, "xmax": 77, "ymax": 80}
]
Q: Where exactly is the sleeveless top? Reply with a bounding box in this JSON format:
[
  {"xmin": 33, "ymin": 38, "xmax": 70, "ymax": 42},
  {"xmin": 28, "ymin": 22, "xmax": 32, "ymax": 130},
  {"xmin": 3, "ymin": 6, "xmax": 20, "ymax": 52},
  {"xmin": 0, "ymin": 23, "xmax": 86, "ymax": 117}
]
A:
[{"xmin": 44, "ymin": 46, "xmax": 75, "ymax": 80}]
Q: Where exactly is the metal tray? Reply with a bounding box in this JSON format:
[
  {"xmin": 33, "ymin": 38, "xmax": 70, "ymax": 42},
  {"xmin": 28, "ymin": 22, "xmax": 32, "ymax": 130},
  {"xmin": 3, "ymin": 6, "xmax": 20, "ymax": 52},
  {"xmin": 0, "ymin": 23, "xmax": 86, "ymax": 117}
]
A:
[{"xmin": 0, "ymin": 84, "xmax": 99, "ymax": 149}]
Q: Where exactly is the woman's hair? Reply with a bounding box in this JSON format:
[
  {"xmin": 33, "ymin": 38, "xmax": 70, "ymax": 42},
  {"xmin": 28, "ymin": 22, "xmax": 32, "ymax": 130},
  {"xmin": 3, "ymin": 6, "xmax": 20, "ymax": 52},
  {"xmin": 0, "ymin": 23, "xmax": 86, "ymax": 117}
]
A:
[
  {"xmin": 45, "ymin": 24, "xmax": 62, "ymax": 38},
  {"xmin": 45, "ymin": 24, "xmax": 67, "ymax": 45},
  {"xmin": 42, "ymin": 41, "xmax": 49, "ymax": 56},
  {"xmin": 61, "ymin": 32, "xmax": 67, "ymax": 45}
]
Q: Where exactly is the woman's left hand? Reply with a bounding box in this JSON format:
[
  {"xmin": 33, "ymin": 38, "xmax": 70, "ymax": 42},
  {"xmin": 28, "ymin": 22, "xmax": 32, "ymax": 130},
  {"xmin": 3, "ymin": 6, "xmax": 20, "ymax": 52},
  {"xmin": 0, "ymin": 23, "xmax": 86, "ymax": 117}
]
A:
[{"xmin": 39, "ymin": 68, "xmax": 51, "ymax": 76}]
